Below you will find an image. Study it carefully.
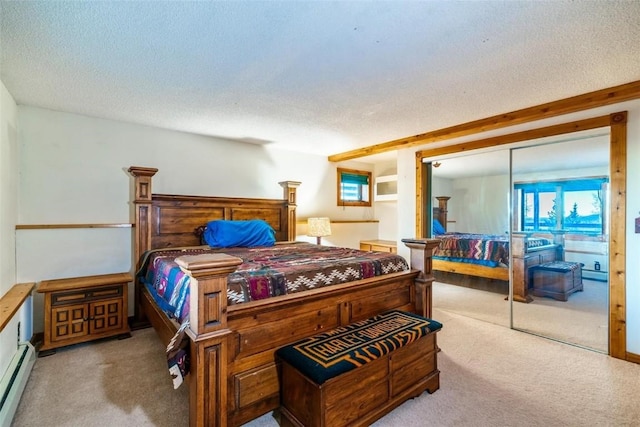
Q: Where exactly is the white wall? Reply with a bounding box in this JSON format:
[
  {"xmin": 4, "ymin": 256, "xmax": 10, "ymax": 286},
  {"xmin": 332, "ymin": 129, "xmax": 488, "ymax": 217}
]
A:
[
  {"xmin": 16, "ymin": 106, "xmax": 379, "ymax": 333},
  {"xmin": 370, "ymin": 160, "xmax": 398, "ymax": 241},
  {"xmin": 396, "ymin": 150, "xmax": 417, "ymax": 262},
  {"xmin": 296, "ymin": 222, "xmax": 379, "ymax": 249},
  {"xmin": 450, "ymin": 174, "xmax": 510, "ymax": 234},
  {"xmin": 0, "ymin": 80, "xmax": 22, "ymax": 379},
  {"xmin": 374, "ymin": 202, "xmax": 398, "ymax": 241},
  {"xmin": 397, "ymin": 99, "xmax": 640, "ymax": 355}
]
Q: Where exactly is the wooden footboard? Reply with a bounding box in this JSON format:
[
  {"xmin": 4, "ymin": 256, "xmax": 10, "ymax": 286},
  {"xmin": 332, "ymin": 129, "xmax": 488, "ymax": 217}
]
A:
[
  {"xmin": 226, "ymin": 270, "xmax": 421, "ymax": 426},
  {"xmin": 432, "ymin": 233, "xmax": 564, "ymax": 302},
  {"xmin": 432, "ymin": 259, "xmax": 509, "ymax": 281},
  {"xmin": 129, "ymin": 166, "xmax": 441, "ymax": 427},
  {"xmin": 143, "ymin": 241, "xmax": 439, "ymax": 427}
]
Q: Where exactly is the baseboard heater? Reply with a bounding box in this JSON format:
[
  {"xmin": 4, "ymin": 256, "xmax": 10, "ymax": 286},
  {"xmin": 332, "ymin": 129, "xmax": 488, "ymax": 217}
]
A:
[
  {"xmin": 582, "ymin": 269, "xmax": 608, "ymax": 282},
  {"xmin": 0, "ymin": 342, "xmax": 36, "ymax": 426}
]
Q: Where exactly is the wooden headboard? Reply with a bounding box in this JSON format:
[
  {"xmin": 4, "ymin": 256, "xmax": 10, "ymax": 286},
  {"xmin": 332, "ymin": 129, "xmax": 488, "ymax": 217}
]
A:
[{"xmin": 128, "ymin": 166, "xmax": 301, "ymax": 267}]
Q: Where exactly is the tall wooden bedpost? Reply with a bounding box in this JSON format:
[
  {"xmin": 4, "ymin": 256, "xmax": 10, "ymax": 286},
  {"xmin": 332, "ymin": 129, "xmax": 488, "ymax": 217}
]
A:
[
  {"xmin": 175, "ymin": 254, "xmax": 243, "ymax": 427},
  {"xmin": 279, "ymin": 180, "xmax": 301, "ymax": 240},
  {"xmin": 511, "ymin": 233, "xmax": 533, "ymax": 303},
  {"xmin": 435, "ymin": 196, "xmax": 450, "ymax": 231},
  {"xmin": 128, "ymin": 166, "xmax": 158, "ymax": 266},
  {"xmin": 401, "ymin": 238, "xmax": 441, "ymax": 318},
  {"xmin": 128, "ymin": 166, "xmax": 158, "ymax": 325}
]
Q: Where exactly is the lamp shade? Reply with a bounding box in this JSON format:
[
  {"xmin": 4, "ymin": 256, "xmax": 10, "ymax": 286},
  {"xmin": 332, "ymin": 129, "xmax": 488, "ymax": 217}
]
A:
[{"xmin": 307, "ymin": 217, "xmax": 332, "ymax": 238}]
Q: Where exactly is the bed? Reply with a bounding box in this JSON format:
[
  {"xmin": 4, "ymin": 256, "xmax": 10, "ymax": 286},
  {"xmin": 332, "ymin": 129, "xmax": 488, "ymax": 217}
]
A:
[
  {"xmin": 432, "ymin": 197, "xmax": 563, "ymax": 302},
  {"xmin": 128, "ymin": 166, "xmax": 441, "ymax": 427}
]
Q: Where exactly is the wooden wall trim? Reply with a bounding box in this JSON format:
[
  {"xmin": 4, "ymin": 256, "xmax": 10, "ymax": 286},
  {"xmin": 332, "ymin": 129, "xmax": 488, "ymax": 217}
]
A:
[
  {"xmin": 415, "ymin": 156, "xmax": 427, "ymax": 238},
  {"xmin": 0, "ymin": 283, "xmax": 35, "ymax": 332},
  {"xmin": 297, "ymin": 219, "xmax": 379, "ymax": 224},
  {"xmin": 328, "ymin": 80, "xmax": 640, "ymax": 162},
  {"xmin": 608, "ymin": 114, "xmax": 627, "ymax": 359},
  {"xmin": 627, "ymin": 352, "xmax": 640, "ymax": 365},
  {"xmin": 19, "ymin": 220, "xmax": 376, "ymax": 229},
  {"xmin": 16, "ymin": 223, "xmax": 133, "ymax": 230}
]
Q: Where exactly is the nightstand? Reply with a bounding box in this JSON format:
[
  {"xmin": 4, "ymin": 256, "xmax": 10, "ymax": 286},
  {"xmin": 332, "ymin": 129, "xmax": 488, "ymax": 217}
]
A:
[
  {"xmin": 359, "ymin": 239, "xmax": 397, "ymax": 253},
  {"xmin": 37, "ymin": 272, "xmax": 132, "ymax": 356}
]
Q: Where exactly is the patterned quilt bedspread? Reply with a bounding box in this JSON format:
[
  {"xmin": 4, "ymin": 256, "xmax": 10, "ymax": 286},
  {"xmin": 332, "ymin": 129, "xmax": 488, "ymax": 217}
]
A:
[
  {"xmin": 139, "ymin": 242, "xmax": 409, "ymax": 324},
  {"xmin": 433, "ymin": 233, "xmax": 553, "ymax": 268}
]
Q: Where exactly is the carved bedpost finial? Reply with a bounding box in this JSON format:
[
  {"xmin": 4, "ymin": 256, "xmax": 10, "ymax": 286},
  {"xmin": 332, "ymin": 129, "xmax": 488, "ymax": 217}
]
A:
[
  {"xmin": 175, "ymin": 253, "xmax": 243, "ymax": 336},
  {"xmin": 279, "ymin": 181, "xmax": 301, "ymax": 241},
  {"xmin": 128, "ymin": 166, "xmax": 158, "ymax": 203}
]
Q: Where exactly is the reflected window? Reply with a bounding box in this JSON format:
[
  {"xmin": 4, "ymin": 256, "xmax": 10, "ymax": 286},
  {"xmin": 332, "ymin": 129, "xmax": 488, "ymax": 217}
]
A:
[{"xmin": 515, "ymin": 177, "xmax": 607, "ymax": 235}]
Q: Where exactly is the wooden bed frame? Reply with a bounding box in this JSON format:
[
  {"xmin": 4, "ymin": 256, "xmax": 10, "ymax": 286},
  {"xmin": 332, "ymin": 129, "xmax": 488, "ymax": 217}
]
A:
[
  {"xmin": 128, "ymin": 166, "xmax": 441, "ymax": 427},
  {"xmin": 432, "ymin": 197, "xmax": 563, "ymax": 303}
]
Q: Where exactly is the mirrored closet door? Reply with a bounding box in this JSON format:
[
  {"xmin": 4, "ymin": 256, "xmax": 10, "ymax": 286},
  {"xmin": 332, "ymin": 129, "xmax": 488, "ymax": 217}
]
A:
[
  {"xmin": 430, "ymin": 150, "xmax": 511, "ymax": 328},
  {"xmin": 510, "ymin": 133, "xmax": 610, "ymax": 352}
]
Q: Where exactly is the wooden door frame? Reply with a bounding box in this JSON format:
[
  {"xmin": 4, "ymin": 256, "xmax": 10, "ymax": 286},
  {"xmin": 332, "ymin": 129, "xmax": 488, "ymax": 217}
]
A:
[{"xmin": 415, "ymin": 112, "xmax": 627, "ymax": 360}]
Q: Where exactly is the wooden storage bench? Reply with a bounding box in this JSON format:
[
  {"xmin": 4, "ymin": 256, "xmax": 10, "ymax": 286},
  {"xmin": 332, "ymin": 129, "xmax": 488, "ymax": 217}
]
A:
[
  {"xmin": 276, "ymin": 310, "xmax": 442, "ymax": 427},
  {"xmin": 531, "ymin": 261, "xmax": 583, "ymax": 301}
]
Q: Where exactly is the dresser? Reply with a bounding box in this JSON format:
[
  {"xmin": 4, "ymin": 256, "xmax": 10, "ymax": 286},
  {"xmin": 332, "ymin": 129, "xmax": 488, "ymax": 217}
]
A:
[{"xmin": 359, "ymin": 239, "xmax": 397, "ymax": 253}]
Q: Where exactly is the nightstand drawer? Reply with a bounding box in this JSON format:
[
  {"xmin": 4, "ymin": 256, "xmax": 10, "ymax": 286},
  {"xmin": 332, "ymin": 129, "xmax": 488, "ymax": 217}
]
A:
[{"xmin": 51, "ymin": 286, "xmax": 123, "ymax": 306}]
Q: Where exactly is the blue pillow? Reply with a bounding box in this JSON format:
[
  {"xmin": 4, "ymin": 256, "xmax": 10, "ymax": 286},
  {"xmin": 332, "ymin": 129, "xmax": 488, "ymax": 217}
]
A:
[
  {"xmin": 204, "ymin": 219, "xmax": 276, "ymax": 248},
  {"xmin": 433, "ymin": 219, "xmax": 446, "ymax": 235}
]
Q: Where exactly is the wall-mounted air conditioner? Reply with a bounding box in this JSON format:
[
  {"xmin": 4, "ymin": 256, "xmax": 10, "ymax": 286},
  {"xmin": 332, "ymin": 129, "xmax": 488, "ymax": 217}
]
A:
[{"xmin": 374, "ymin": 175, "xmax": 397, "ymax": 201}]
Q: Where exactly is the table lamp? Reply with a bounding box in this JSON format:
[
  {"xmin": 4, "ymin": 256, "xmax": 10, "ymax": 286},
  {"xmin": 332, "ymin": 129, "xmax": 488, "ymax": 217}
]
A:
[{"xmin": 307, "ymin": 217, "xmax": 332, "ymax": 245}]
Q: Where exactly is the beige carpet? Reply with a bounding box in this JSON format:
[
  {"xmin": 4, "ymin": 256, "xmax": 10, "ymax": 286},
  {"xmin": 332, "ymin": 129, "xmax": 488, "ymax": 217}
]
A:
[
  {"xmin": 12, "ymin": 329, "xmax": 189, "ymax": 427},
  {"xmin": 433, "ymin": 279, "xmax": 608, "ymax": 352},
  {"xmin": 12, "ymin": 307, "xmax": 640, "ymax": 427}
]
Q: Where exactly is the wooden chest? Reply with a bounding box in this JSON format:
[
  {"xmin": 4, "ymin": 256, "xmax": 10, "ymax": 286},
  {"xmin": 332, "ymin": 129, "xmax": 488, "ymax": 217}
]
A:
[
  {"xmin": 531, "ymin": 261, "xmax": 583, "ymax": 301},
  {"xmin": 276, "ymin": 311, "xmax": 441, "ymax": 427}
]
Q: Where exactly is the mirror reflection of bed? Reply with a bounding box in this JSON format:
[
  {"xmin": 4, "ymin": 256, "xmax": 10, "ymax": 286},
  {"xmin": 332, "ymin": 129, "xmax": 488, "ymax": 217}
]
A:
[{"xmin": 429, "ymin": 133, "xmax": 609, "ymax": 353}]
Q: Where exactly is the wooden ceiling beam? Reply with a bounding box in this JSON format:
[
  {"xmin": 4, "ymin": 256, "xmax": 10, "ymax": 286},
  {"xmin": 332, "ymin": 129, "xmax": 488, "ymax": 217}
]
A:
[
  {"xmin": 416, "ymin": 114, "xmax": 613, "ymax": 159},
  {"xmin": 327, "ymin": 80, "xmax": 640, "ymax": 162}
]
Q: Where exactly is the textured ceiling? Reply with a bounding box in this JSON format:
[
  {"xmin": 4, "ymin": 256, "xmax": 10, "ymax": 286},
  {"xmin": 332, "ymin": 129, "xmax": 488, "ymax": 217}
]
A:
[{"xmin": 1, "ymin": 1, "xmax": 639, "ymax": 159}]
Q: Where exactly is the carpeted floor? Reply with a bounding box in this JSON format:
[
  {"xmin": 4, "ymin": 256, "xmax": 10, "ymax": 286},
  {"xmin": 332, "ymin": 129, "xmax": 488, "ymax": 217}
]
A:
[
  {"xmin": 12, "ymin": 328, "xmax": 189, "ymax": 427},
  {"xmin": 433, "ymin": 279, "xmax": 608, "ymax": 352},
  {"xmin": 12, "ymin": 307, "xmax": 640, "ymax": 427}
]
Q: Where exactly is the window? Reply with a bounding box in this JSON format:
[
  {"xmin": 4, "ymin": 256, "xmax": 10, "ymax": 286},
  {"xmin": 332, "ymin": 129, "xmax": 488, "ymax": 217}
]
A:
[
  {"xmin": 514, "ymin": 177, "xmax": 608, "ymax": 235},
  {"xmin": 337, "ymin": 168, "xmax": 372, "ymax": 207}
]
